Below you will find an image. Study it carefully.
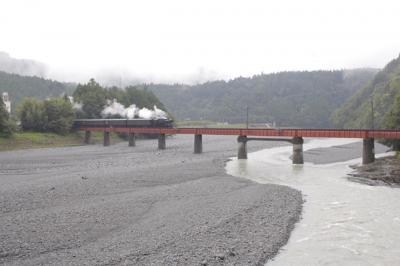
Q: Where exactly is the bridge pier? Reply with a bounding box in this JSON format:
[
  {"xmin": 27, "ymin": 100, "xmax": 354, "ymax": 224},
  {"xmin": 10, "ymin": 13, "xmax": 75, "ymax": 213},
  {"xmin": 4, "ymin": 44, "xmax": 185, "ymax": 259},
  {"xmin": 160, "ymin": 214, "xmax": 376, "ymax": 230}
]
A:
[
  {"xmin": 292, "ymin": 137, "xmax": 304, "ymax": 164},
  {"xmin": 84, "ymin": 130, "xmax": 91, "ymax": 144},
  {"xmin": 194, "ymin": 134, "xmax": 202, "ymax": 154},
  {"xmin": 158, "ymin": 134, "xmax": 166, "ymax": 150},
  {"xmin": 128, "ymin": 133, "xmax": 136, "ymax": 147},
  {"xmin": 362, "ymin": 138, "xmax": 375, "ymax": 164},
  {"xmin": 237, "ymin": 135, "xmax": 247, "ymax": 159},
  {"xmin": 103, "ymin": 131, "xmax": 110, "ymax": 146}
]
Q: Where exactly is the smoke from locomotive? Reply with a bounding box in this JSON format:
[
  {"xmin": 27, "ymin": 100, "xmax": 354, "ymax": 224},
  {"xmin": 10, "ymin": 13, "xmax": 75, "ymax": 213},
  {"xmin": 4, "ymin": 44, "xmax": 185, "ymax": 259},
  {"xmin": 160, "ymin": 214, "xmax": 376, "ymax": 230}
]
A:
[{"xmin": 101, "ymin": 99, "xmax": 167, "ymax": 119}]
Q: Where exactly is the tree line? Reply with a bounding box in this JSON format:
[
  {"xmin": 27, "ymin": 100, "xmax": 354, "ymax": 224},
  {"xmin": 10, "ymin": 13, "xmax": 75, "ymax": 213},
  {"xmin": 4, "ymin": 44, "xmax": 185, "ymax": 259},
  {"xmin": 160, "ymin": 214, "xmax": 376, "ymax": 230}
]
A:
[
  {"xmin": 148, "ymin": 69, "xmax": 377, "ymax": 127},
  {"xmin": 332, "ymin": 54, "xmax": 400, "ymax": 149},
  {"xmin": 0, "ymin": 70, "xmax": 76, "ymax": 114},
  {"xmin": 0, "ymin": 79, "xmax": 167, "ymax": 137}
]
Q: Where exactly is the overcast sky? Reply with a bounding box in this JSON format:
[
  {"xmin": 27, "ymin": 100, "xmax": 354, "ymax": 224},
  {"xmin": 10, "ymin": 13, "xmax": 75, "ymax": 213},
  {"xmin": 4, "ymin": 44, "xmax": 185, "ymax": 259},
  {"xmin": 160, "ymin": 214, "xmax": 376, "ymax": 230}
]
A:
[{"xmin": 1, "ymin": 0, "xmax": 400, "ymax": 84}]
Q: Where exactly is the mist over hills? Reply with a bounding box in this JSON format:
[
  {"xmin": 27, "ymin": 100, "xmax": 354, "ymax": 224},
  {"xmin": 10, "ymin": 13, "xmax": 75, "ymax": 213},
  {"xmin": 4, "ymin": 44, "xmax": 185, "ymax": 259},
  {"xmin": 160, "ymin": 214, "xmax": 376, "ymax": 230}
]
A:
[
  {"xmin": 0, "ymin": 52, "xmax": 48, "ymax": 78},
  {"xmin": 0, "ymin": 71, "xmax": 75, "ymax": 114},
  {"xmin": 0, "ymin": 64, "xmax": 378, "ymax": 128},
  {"xmin": 332, "ymin": 54, "xmax": 400, "ymax": 129},
  {"xmin": 148, "ymin": 69, "xmax": 378, "ymax": 127},
  {"xmin": 0, "ymin": 52, "xmax": 74, "ymax": 113},
  {"xmin": 1, "ymin": 51, "xmax": 392, "ymax": 128}
]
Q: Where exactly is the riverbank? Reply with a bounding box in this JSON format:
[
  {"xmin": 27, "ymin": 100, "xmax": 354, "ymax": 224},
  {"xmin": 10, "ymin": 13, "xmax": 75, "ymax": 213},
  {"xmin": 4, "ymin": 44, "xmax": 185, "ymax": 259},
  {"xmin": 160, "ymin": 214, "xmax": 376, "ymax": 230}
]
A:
[
  {"xmin": 0, "ymin": 135, "xmax": 302, "ymax": 265},
  {"xmin": 0, "ymin": 132, "xmax": 122, "ymax": 151},
  {"xmin": 349, "ymin": 155, "xmax": 400, "ymax": 187}
]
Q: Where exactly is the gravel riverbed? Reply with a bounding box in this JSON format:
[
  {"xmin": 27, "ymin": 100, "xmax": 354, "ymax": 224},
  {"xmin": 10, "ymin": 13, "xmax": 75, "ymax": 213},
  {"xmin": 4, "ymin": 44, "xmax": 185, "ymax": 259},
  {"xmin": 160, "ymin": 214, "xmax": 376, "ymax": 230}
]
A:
[
  {"xmin": 0, "ymin": 135, "xmax": 302, "ymax": 266},
  {"xmin": 349, "ymin": 156, "xmax": 400, "ymax": 187}
]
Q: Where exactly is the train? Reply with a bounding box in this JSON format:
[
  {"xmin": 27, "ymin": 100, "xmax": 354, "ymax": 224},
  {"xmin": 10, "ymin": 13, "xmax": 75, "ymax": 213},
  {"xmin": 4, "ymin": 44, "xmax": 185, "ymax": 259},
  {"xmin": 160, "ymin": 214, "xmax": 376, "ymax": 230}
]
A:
[{"xmin": 73, "ymin": 118, "xmax": 174, "ymax": 129}]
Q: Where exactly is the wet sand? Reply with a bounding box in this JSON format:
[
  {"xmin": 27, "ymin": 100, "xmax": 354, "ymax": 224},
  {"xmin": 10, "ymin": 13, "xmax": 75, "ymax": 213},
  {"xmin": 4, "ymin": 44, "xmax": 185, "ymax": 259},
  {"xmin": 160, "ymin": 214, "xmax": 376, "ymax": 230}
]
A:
[{"xmin": 0, "ymin": 135, "xmax": 302, "ymax": 266}]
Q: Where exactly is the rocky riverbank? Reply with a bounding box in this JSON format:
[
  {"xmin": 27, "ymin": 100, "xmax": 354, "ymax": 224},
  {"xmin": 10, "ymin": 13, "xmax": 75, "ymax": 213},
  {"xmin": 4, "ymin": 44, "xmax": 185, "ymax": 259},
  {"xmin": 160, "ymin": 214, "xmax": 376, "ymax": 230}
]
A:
[
  {"xmin": 349, "ymin": 156, "xmax": 400, "ymax": 187},
  {"xmin": 0, "ymin": 135, "xmax": 302, "ymax": 266}
]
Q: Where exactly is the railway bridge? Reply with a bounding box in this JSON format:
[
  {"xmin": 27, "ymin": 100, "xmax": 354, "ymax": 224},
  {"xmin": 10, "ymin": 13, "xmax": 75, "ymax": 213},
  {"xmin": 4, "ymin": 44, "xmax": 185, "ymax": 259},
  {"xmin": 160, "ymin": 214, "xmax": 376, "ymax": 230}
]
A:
[{"xmin": 77, "ymin": 126, "xmax": 400, "ymax": 165}]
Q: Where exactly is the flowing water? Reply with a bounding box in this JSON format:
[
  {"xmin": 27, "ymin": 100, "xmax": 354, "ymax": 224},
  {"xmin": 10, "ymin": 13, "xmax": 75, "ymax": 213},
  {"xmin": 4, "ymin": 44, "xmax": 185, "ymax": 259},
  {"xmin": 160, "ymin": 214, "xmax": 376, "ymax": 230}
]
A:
[{"xmin": 226, "ymin": 138, "xmax": 400, "ymax": 266}]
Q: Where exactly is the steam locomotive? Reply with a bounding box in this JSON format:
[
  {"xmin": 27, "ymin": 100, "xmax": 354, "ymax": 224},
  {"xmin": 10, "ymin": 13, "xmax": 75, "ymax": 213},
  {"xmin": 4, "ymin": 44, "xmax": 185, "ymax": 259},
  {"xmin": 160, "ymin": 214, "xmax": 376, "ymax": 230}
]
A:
[{"xmin": 73, "ymin": 118, "xmax": 174, "ymax": 129}]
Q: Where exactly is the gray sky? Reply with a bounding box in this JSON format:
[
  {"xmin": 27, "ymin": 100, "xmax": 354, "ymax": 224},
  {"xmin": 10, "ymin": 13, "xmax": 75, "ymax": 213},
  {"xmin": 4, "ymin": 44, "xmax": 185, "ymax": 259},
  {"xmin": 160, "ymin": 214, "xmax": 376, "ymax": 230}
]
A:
[{"xmin": 1, "ymin": 0, "xmax": 400, "ymax": 84}]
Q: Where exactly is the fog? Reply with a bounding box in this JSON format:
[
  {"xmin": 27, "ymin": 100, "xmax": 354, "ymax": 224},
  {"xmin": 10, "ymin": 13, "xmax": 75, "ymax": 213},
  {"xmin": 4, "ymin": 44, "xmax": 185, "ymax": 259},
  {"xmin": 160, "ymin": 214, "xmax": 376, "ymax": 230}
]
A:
[
  {"xmin": 1, "ymin": 0, "xmax": 400, "ymax": 84},
  {"xmin": 0, "ymin": 52, "xmax": 48, "ymax": 78}
]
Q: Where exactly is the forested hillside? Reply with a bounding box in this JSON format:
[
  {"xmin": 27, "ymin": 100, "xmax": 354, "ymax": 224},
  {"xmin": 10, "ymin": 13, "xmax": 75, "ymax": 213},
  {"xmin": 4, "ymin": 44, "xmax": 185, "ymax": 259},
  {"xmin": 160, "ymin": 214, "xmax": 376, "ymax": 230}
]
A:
[
  {"xmin": 0, "ymin": 71, "xmax": 76, "ymax": 114},
  {"xmin": 0, "ymin": 64, "xmax": 381, "ymax": 128},
  {"xmin": 149, "ymin": 69, "xmax": 377, "ymax": 127},
  {"xmin": 332, "ymin": 54, "xmax": 400, "ymax": 129},
  {"xmin": 0, "ymin": 70, "xmax": 169, "ymax": 120}
]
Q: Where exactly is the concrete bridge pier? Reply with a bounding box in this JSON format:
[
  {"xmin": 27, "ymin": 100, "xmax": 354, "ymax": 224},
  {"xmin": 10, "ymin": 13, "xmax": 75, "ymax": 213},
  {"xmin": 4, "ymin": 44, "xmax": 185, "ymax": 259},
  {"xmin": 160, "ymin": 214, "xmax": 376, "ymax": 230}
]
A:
[
  {"xmin": 237, "ymin": 135, "xmax": 248, "ymax": 159},
  {"xmin": 158, "ymin": 134, "xmax": 166, "ymax": 150},
  {"xmin": 84, "ymin": 130, "xmax": 91, "ymax": 144},
  {"xmin": 103, "ymin": 131, "xmax": 110, "ymax": 146},
  {"xmin": 362, "ymin": 138, "xmax": 375, "ymax": 164},
  {"xmin": 128, "ymin": 133, "xmax": 136, "ymax": 147},
  {"xmin": 292, "ymin": 137, "xmax": 304, "ymax": 164},
  {"xmin": 194, "ymin": 134, "xmax": 202, "ymax": 154}
]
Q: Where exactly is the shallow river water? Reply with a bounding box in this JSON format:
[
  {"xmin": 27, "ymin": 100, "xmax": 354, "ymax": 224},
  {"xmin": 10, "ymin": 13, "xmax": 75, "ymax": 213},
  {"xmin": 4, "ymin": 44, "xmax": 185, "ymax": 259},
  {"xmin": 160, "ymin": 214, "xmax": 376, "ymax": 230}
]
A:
[{"xmin": 226, "ymin": 138, "xmax": 400, "ymax": 266}]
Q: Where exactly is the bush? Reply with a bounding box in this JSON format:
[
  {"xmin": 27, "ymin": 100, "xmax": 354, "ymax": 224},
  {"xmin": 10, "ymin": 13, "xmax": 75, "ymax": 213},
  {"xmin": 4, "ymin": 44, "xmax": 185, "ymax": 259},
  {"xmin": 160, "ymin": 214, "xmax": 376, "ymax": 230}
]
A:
[
  {"xmin": 18, "ymin": 97, "xmax": 75, "ymax": 134},
  {"xmin": 43, "ymin": 98, "xmax": 75, "ymax": 134}
]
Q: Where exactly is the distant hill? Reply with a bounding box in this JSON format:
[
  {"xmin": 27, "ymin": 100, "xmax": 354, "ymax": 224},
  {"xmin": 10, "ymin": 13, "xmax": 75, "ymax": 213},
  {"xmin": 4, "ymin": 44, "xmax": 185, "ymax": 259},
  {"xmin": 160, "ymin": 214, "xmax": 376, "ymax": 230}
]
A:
[
  {"xmin": 332, "ymin": 54, "xmax": 400, "ymax": 129},
  {"xmin": 0, "ymin": 71, "xmax": 76, "ymax": 114},
  {"xmin": 0, "ymin": 52, "xmax": 48, "ymax": 77},
  {"xmin": 148, "ymin": 69, "xmax": 378, "ymax": 128}
]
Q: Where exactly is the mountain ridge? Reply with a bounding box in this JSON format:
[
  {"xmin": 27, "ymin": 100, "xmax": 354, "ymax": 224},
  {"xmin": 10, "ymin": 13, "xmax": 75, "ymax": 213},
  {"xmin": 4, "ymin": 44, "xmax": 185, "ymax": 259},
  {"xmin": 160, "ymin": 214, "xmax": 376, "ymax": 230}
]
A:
[
  {"xmin": 332, "ymin": 54, "xmax": 400, "ymax": 129},
  {"xmin": 148, "ymin": 69, "xmax": 378, "ymax": 127}
]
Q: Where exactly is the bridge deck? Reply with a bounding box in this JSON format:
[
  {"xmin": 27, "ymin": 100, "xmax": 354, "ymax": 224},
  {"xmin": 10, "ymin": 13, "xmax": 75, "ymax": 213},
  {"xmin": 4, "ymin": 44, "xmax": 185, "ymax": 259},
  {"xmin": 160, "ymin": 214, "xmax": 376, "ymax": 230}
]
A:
[{"xmin": 79, "ymin": 127, "xmax": 400, "ymax": 139}]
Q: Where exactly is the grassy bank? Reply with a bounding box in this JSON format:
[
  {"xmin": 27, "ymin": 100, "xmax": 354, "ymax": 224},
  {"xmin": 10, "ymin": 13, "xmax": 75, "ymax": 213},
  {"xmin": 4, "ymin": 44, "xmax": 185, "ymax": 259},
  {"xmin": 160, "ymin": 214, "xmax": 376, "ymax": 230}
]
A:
[{"xmin": 0, "ymin": 131, "xmax": 123, "ymax": 151}]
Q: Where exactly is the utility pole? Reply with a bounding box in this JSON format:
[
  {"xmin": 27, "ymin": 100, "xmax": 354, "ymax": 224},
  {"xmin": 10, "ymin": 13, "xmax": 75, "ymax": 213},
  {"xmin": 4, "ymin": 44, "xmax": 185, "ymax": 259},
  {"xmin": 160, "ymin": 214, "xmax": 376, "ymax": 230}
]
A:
[
  {"xmin": 371, "ymin": 99, "xmax": 374, "ymax": 130},
  {"xmin": 246, "ymin": 106, "xmax": 249, "ymax": 129}
]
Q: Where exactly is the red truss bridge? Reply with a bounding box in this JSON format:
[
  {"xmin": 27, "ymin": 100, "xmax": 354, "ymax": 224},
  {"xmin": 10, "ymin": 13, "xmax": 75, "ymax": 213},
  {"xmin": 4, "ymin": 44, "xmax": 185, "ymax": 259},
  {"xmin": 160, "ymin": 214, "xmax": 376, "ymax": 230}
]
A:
[
  {"xmin": 79, "ymin": 127, "xmax": 400, "ymax": 139},
  {"xmin": 78, "ymin": 126, "xmax": 400, "ymax": 165}
]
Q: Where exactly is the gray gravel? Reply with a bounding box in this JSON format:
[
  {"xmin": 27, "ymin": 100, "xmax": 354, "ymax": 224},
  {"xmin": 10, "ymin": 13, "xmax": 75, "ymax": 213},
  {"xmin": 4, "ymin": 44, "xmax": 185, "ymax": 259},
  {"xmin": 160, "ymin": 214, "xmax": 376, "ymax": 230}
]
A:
[
  {"xmin": 0, "ymin": 135, "xmax": 302, "ymax": 266},
  {"xmin": 304, "ymin": 140, "xmax": 389, "ymax": 164}
]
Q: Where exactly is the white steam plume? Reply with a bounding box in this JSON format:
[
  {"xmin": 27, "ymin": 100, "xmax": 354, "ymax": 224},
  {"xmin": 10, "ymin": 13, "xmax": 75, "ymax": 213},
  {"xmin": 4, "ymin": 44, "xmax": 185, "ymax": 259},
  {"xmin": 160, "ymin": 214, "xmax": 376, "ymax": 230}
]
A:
[
  {"xmin": 154, "ymin": 106, "xmax": 167, "ymax": 119},
  {"xmin": 68, "ymin": 96, "xmax": 83, "ymax": 110},
  {"xmin": 102, "ymin": 99, "xmax": 167, "ymax": 119}
]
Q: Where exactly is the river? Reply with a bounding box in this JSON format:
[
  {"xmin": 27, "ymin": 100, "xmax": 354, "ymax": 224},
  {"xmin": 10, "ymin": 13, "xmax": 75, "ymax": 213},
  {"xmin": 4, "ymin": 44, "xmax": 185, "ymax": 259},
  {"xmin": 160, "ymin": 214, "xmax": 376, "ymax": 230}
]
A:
[{"xmin": 226, "ymin": 138, "xmax": 400, "ymax": 266}]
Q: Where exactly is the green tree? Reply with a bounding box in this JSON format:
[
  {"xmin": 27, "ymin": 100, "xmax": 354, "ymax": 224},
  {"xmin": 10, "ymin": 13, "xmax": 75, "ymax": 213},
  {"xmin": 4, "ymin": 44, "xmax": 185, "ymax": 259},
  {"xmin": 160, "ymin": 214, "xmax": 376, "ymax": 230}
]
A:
[
  {"xmin": 73, "ymin": 79, "xmax": 107, "ymax": 118},
  {"xmin": 18, "ymin": 97, "xmax": 75, "ymax": 134},
  {"xmin": 383, "ymin": 95, "xmax": 400, "ymax": 150},
  {"xmin": 43, "ymin": 98, "xmax": 75, "ymax": 134},
  {"xmin": 0, "ymin": 97, "xmax": 15, "ymax": 137},
  {"xmin": 18, "ymin": 98, "xmax": 47, "ymax": 131}
]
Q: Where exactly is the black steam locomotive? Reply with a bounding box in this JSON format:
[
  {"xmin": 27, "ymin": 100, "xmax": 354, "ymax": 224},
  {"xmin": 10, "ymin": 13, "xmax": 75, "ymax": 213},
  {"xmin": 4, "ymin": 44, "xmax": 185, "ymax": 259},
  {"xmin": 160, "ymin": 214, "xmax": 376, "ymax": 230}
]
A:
[{"xmin": 73, "ymin": 118, "xmax": 174, "ymax": 129}]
